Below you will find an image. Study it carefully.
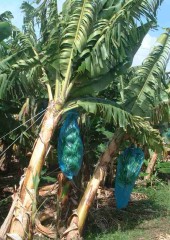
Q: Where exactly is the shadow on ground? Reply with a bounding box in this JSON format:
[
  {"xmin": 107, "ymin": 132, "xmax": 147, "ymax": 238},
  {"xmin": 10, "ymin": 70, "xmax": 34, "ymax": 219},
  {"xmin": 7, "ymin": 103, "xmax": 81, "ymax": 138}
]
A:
[{"xmin": 85, "ymin": 185, "xmax": 170, "ymax": 240}]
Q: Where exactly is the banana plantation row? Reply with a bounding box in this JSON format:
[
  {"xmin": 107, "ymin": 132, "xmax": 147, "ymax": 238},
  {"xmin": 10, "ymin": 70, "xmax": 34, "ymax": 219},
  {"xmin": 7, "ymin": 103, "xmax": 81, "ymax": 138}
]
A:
[{"xmin": 0, "ymin": 0, "xmax": 170, "ymax": 239}]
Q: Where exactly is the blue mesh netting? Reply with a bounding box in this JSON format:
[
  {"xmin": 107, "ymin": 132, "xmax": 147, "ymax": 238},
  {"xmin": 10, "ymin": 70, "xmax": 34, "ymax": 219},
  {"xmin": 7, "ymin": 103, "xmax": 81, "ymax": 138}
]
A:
[
  {"xmin": 162, "ymin": 128, "xmax": 170, "ymax": 144},
  {"xmin": 115, "ymin": 146, "xmax": 144, "ymax": 209},
  {"xmin": 57, "ymin": 110, "xmax": 83, "ymax": 180}
]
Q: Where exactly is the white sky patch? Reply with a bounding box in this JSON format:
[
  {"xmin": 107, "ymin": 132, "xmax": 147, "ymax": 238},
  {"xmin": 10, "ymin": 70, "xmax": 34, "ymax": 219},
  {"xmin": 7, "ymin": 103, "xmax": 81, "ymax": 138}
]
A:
[
  {"xmin": 0, "ymin": 0, "xmax": 64, "ymax": 29},
  {"xmin": 132, "ymin": 34, "xmax": 156, "ymax": 66},
  {"xmin": 142, "ymin": 34, "xmax": 157, "ymax": 49},
  {"xmin": 133, "ymin": 33, "xmax": 170, "ymax": 71},
  {"xmin": 0, "ymin": 0, "xmax": 24, "ymax": 29},
  {"xmin": 58, "ymin": 0, "xmax": 65, "ymax": 12}
]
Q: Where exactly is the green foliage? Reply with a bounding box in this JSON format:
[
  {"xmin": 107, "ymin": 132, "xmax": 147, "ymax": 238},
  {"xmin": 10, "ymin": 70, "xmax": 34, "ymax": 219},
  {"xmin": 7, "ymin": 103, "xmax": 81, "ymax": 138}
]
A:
[
  {"xmin": 0, "ymin": 22, "xmax": 12, "ymax": 42},
  {"xmin": 81, "ymin": 0, "xmax": 158, "ymax": 73},
  {"xmin": 0, "ymin": 0, "xmax": 168, "ymax": 174},
  {"xmin": 0, "ymin": 2, "xmax": 170, "ymax": 238},
  {"xmin": 151, "ymin": 97, "xmax": 170, "ymax": 124},
  {"xmin": 0, "ymin": 11, "xmax": 13, "ymax": 42},
  {"xmin": 41, "ymin": 175, "xmax": 56, "ymax": 183},
  {"xmin": 0, "ymin": 196, "xmax": 11, "ymax": 208},
  {"xmin": 75, "ymin": 98, "xmax": 163, "ymax": 151},
  {"xmin": 156, "ymin": 162, "xmax": 170, "ymax": 173},
  {"xmin": 124, "ymin": 32, "xmax": 170, "ymax": 117},
  {"xmin": 0, "ymin": 0, "xmax": 162, "ymax": 102},
  {"xmin": 59, "ymin": 0, "xmax": 100, "ymax": 79}
]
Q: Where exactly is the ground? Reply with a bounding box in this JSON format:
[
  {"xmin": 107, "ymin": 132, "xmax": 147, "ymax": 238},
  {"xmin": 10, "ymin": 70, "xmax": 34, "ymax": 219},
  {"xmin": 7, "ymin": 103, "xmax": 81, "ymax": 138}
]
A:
[
  {"xmin": 85, "ymin": 184, "xmax": 170, "ymax": 240},
  {"xmin": 0, "ymin": 160, "xmax": 170, "ymax": 240}
]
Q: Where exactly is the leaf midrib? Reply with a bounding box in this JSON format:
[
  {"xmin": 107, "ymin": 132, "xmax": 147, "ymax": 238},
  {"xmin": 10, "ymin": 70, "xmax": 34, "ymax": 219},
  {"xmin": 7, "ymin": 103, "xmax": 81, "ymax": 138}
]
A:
[
  {"xmin": 61, "ymin": 0, "xmax": 88, "ymax": 99},
  {"xmin": 130, "ymin": 44, "xmax": 168, "ymax": 114}
]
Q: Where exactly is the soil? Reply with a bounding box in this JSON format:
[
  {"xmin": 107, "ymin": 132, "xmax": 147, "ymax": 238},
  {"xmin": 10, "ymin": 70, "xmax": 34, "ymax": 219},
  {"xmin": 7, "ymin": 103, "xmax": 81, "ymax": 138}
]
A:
[{"xmin": 0, "ymin": 161, "xmax": 170, "ymax": 240}]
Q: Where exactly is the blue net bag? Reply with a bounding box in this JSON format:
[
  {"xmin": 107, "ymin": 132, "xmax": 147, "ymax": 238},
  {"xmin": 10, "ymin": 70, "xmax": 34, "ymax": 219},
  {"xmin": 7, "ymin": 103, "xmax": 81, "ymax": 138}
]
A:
[
  {"xmin": 57, "ymin": 110, "xmax": 83, "ymax": 180},
  {"xmin": 115, "ymin": 146, "xmax": 144, "ymax": 209},
  {"xmin": 162, "ymin": 128, "xmax": 170, "ymax": 145}
]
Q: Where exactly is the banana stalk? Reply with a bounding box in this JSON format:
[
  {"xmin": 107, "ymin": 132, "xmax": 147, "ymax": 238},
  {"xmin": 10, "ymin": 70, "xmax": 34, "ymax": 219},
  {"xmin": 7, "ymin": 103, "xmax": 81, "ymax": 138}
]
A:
[
  {"xmin": 2, "ymin": 101, "xmax": 62, "ymax": 240},
  {"xmin": 144, "ymin": 152, "xmax": 158, "ymax": 181},
  {"xmin": 63, "ymin": 131, "xmax": 125, "ymax": 239}
]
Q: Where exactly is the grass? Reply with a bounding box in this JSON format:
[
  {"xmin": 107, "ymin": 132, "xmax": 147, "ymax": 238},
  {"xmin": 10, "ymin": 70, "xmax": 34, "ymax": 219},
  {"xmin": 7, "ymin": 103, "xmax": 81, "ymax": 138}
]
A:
[
  {"xmin": 1, "ymin": 170, "xmax": 169, "ymax": 240},
  {"xmin": 85, "ymin": 182, "xmax": 170, "ymax": 240}
]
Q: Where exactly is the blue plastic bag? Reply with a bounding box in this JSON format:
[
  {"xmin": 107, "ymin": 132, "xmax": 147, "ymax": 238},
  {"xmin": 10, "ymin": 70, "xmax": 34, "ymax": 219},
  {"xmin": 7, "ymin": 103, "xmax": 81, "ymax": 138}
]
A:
[
  {"xmin": 115, "ymin": 146, "xmax": 144, "ymax": 209},
  {"xmin": 58, "ymin": 111, "xmax": 83, "ymax": 179}
]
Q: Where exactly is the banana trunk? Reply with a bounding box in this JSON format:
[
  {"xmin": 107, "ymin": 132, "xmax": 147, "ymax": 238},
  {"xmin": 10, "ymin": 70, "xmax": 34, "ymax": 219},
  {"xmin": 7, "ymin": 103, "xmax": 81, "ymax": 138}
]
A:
[
  {"xmin": 1, "ymin": 101, "xmax": 62, "ymax": 240},
  {"xmin": 63, "ymin": 131, "xmax": 125, "ymax": 239}
]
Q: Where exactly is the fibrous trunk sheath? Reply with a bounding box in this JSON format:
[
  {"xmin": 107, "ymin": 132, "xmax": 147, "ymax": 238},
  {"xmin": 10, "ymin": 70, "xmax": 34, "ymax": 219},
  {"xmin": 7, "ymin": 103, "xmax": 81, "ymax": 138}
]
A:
[
  {"xmin": 63, "ymin": 131, "xmax": 124, "ymax": 240},
  {"xmin": 144, "ymin": 152, "xmax": 158, "ymax": 181},
  {"xmin": 1, "ymin": 101, "xmax": 61, "ymax": 240}
]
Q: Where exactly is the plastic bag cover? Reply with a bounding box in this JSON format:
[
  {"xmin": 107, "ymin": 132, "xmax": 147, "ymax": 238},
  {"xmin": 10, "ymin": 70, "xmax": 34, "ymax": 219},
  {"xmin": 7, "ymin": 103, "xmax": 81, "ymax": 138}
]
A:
[{"xmin": 58, "ymin": 111, "xmax": 83, "ymax": 180}]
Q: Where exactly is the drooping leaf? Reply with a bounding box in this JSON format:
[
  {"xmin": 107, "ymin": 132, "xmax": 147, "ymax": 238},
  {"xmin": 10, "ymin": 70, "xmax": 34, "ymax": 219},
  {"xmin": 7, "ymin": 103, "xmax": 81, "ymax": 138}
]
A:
[
  {"xmin": 78, "ymin": 0, "xmax": 162, "ymax": 78},
  {"xmin": 151, "ymin": 100, "xmax": 170, "ymax": 124},
  {"xmin": 124, "ymin": 32, "xmax": 170, "ymax": 117},
  {"xmin": 0, "ymin": 22, "xmax": 12, "ymax": 42},
  {"xmin": 157, "ymin": 162, "xmax": 170, "ymax": 174},
  {"xmin": 59, "ymin": 0, "xmax": 101, "ymax": 81},
  {"xmin": 70, "ymin": 98, "xmax": 163, "ymax": 151}
]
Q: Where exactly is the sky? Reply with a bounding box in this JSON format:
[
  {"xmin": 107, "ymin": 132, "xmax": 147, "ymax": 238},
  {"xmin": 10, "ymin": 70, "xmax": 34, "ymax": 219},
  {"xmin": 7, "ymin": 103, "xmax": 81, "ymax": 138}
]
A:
[
  {"xmin": 132, "ymin": 0, "xmax": 170, "ymax": 70},
  {"xmin": 1, "ymin": 0, "xmax": 170, "ymax": 70}
]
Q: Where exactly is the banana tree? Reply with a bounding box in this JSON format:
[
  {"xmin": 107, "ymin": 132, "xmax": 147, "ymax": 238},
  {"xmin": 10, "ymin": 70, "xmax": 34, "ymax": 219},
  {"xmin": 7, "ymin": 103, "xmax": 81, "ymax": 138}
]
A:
[
  {"xmin": 0, "ymin": 0, "xmax": 165, "ymax": 239},
  {"xmin": 0, "ymin": 10, "xmax": 12, "ymax": 42},
  {"xmin": 64, "ymin": 30, "xmax": 170, "ymax": 239}
]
